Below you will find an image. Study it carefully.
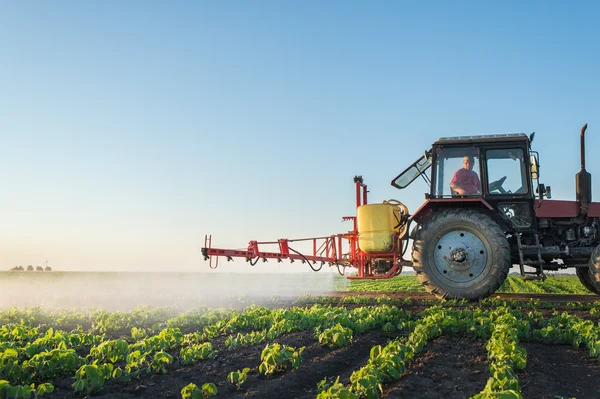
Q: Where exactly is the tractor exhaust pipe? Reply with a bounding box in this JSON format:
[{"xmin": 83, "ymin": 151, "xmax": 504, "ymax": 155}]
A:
[{"xmin": 576, "ymin": 123, "xmax": 591, "ymax": 216}]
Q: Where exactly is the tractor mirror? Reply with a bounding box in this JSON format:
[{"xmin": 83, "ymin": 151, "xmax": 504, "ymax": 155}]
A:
[
  {"xmin": 530, "ymin": 155, "xmax": 539, "ymax": 180},
  {"xmin": 545, "ymin": 185, "xmax": 552, "ymax": 199}
]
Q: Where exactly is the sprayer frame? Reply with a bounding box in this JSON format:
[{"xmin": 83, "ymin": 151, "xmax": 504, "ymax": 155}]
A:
[{"xmin": 202, "ymin": 175, "xmax": 410, "ymax": 279}]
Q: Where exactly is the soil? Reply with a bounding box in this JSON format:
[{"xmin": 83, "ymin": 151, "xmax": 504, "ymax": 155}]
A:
[
  {"xmin": 49, "ymin": 329, "xmax": 390, "ymax": 399},
  {"xmin": 44, "ymin": 294, "xmax": 600, "ymax": 398},
  {"xmin": 383, "ymin": 335, "xmax": 489, "ymax": 398},
  {"xmin": 519, "ymin": 342, "xmax": 600, "ymax": 399}
]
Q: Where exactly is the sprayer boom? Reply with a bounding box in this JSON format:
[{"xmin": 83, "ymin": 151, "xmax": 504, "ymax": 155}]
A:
[
  {"xmin": 201, "ymin": 176, "xmax": 412, "ymax": 279},
  {"xmin": 202, "ymin": 234, "xmax": 352, "ymax": 269}
]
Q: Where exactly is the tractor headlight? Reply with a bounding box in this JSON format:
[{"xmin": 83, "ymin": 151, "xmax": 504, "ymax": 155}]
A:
[{"xmin": 497, "ymin": 203, "xmax": 532, "ymax": 228}]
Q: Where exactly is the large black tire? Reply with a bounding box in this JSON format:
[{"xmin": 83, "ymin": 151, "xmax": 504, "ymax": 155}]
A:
[
  {"xmin": 412, "ymin": 209, "xmax": 511, "ymax": 300},
  {"xmin": 586, "ymin": 244, "xmax": 600, "ymax": 293},
  {"xmin": 576, "ymin": 266, "xmax": 600, "ymax": 295}
]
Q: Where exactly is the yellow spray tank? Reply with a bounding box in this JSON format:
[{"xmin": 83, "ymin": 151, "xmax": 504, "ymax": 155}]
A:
[{"xmin": 357, "ymin": 200, "xmax": 409, "ymax": 253}]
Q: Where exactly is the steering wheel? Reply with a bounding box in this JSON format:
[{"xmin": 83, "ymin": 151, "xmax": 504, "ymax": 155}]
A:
[{"xmin": 489, "ymin": 176, "xmax": 507, "ymax": 194}]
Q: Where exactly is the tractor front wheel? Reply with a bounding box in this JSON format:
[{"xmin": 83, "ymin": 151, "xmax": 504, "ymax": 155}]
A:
[
  {"xmin": 586, "ymin": 244, "xmax": 600, "ymax": 294},
  {"xmin": 412, "ymin": 209, "xmax": 511, "ymax": 300}
]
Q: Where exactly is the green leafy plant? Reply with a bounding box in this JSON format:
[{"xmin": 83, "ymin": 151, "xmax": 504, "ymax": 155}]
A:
[
  {"xmin": 131, "ymin": 327, "xmax": 148, "ymax": 341},
  {"xmin": 150, "ymin": 351, "xmax": 173, "ymax": 374},
  {"xmin": 318, "ymin": 324, "xmax": 353, "ymax": 349},
  {"xmin": 124, "ymin": 349, "xmax": 151, "ymax": 377},
  {"xmin": 89, "ymin": 339, "xmax": 129, "ymax": 363},
  {"xmin": 0, "ymin": 349, "xmax": 26, "ymax": 385},
  {"xmin": 382, "ymin": 322, "xmax": 396, "ymax": 336},
  {"xmin": 23, "ymin": 348, "xmax": 83, "ymax": 380},
  {"xmin": 0, "ymin": 380, "xmax": 54, "ymax": 398},
  {"xmin": 180, "ymin": 343, "xmax": 214, "ymax": 365},
  {"xmin": 227, "ymin": 368, "xmax": 250, "ymax": 389},
  {"xmin": 181, "ymin": 382, "xmax": 218, "ymax": 399},
  {"xmin": 471, "ymin": 310, "xmax": 528, "ymax": 399},
  {"xmin": 317, "ymin": 376, "xmax": 357, "ymax": 399},
  {"xmin": 72, "ymin": 363, "xmax": 113, "ymax": 395},
  {"xmin": 259, "ymin": 343, "xmax": 304, "ymax": 375},
  {"xmin": 225, "ymin": 330, "xmax": 267, "ymax": 350}
]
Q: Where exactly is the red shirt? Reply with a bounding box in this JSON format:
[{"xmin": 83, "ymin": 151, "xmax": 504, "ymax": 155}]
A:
[{"xmin": 451, "ymin": 168, "xmax": 480, "ymax": 194}]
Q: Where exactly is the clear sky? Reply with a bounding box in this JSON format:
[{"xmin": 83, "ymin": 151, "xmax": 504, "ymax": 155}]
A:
[{"xmin": 1, "ymin": 1, "xmax": 599, "ymax": 272}]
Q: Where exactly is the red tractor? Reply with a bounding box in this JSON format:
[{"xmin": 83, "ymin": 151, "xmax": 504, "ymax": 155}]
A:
[{"xmin": 202, "ymin": 124, "xmax": 600, "ymax": 300}]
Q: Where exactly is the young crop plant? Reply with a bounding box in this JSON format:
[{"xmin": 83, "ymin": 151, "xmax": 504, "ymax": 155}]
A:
[
  {"xmin": 88, "ymin": 339, "xmax": 129, "ymax": 363},
  {"xmin": 64, "ymin": 330, "xmax": 105, "ymax": 351},
  {"xmin": 258, "ymin": 343, "xmax": 304, "ymax": 375},
  {"xmin": 0, "ymin": 380, "xmax": 54, "ymax": 398},
  {"xmin": 150, "ymin": 351, "xmax": 174, "ymax": 374},
  {"xmin": 227, "ymin": 368, "xmax": 250, "ymax": 390},
  {"xmin": 167, "ymin": 307, "xmax": 233, "ymax": 332},
  {"xmin": 266, "ymin": 319, "xmax": 297, "ymax": 340},
  {"xmin": 124, "ymin": 349, "xmax": 152, "ymax": 378},
  {"xmin": 350, "ymin": 341, "xmax": 408, "ymax": 398},
  {"xmin": 21, "ymin": 328, "xmax": 67, "ymax": 357},
  {"xmin": 317, "ymin": 376, "xmax": 357, "ymax": 399},
  {"xmin": 23, "ymin": 348, "xmax": 83, "ymax": 380},
  {"xmin": 532, "ymin": 312, "xmax": 600, "ymax": 357},
  {"xmin": 382, "ymin": 322, "xmax": 396, "ymax": 336},
  {"xmin": 180, "ymin": 343, "xmax": 215, "ymax": 365},
  {"xmin": 323, "ymin": 307, "xmax": 457, "ymax": 398},
  {"xmin": 472, "ymin": 311, "xmax": 528, "ymax": 399},
  {"xmin": 110, "ymin": 366, "xmax": 129, "ymax": 382},
  {"xmin": 134, "ymin": 327, "xmax": 184, "ymax": 352},
  {"xmin": 318, "ymin": 324, "xmax": 353, "ymax": 348},
  {"xmin": 131, "ymin": 327, "xmax": 148, "ymax": 341},
  {"xmin": 181, "ymin": 382, "xmax": 218, "ymax": 398},
  {"xmin": 225, "ymin": 330, "xmax": 267, "ymax": 351},
  {"xmin": 72, "ymin": 363, "xmax": 114, "ymax": 395},
  {"xmin": 0, "ymin": 348, "xmax": 27, "ymax": 385},
  {"xmin": 90, "ymin": 306, "xmax": 175, "ymax": 336}
]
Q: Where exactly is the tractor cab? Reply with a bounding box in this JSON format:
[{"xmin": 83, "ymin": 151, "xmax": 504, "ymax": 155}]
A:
[
  {"xmin": 393, "ymin": 133, "xmax": 539, "ymax": 232},
  {"xmin": 429, "ymin": 134, "xmax": 533, "ymax": 200},
  {"xmin": 393, "ymin": 133, "xmax": 534, "ymax": 198}
]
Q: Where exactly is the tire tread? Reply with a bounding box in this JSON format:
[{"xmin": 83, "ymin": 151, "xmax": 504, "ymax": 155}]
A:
[
  {"xmin": 412, "ymin": 209, "xmax": 511, "ymax": 300},
  {"xmin": 587, "ymin": 245, "xmax": 600, "ymax": 292}
]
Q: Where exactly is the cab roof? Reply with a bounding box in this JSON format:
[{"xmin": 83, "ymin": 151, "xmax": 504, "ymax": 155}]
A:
[{"xmin": 434, "ymin": 133, "xmax": 529, "ymax": 145}]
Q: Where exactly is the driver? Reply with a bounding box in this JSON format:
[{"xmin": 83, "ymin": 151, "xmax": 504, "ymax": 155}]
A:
[{"xmin": 450, "ymin": 156, "xmax": 481, "ymax": 195}]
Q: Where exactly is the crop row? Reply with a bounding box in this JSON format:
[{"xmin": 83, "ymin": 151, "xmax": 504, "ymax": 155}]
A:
[
  {"xmin": 316, "ymin": 304, "xmax": 600, "ymax": 399},
  {"xmin": 0, "ymin": 304, "xmax": 410, "ymax": 396},
  {"xmin": 335, "ymin": 275, "xmax": 591, "ymax": 295}
]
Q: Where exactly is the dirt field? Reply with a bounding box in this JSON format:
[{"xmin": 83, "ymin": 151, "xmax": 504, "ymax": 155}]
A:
[
  {"xmin": 33, "ymin": 294, "xmax": 600, "ymax": 399},
  {"xmin": 2, "ymin": 273, "xmax": 600, "ymax": 398}
]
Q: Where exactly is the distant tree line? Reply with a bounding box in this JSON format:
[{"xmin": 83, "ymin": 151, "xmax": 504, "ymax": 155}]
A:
[{"xmin": 9, "ymin": 265, "xmax": 52, "ymax": 271}]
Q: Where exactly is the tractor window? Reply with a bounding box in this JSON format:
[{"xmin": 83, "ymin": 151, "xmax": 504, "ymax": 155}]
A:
[
  {"xmin": 486, "ymin": 149, "xmax": 528, "ymax": 195},
  {"xmin": 434, "ymin": 147, "xmax": 481, "ymax": 197},
  {"xmin": 391, "ymin": 154, "xmax": 432, "ymax": 189}
]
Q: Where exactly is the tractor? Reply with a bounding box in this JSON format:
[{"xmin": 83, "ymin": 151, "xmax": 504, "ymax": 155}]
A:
[{"xmin": 202, "ymin": 124, "xmax": 600, "ymax": 300}]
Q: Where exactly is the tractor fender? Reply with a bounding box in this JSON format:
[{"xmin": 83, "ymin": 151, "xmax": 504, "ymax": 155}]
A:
[
  {"xmin": 534, "ymin": 199, "xmax": 600, "ymax": 217},
  {"xmin": 409, "ymin": 198, "xmax": 495, "ymax": 225}
]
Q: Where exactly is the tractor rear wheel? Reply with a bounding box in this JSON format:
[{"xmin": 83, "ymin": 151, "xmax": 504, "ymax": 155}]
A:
[
  {"xmin": 412, "ymin": 209, "xmax": 511, "ymax": 300},
  {"xmin": 586, "ymin": 244, "xmax": 600, "ymax": 293},
  {"xmin": 576, "ymin": 267, "xmax": 600, "ymax": 295}
]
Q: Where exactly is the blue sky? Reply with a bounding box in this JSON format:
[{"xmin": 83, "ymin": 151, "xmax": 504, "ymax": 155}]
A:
[{"xmin": 1, "ymin": 1, "xmax": 599, "ymax": 272}]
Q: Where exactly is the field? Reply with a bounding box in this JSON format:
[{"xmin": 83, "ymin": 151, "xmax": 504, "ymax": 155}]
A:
[
  {"xmin": 337, "ymin": 274, "xmax": 593, "ymax": 295},
  {"xmin": 1, "ymin": 272, "xmax": 600, "ymax": 398}
]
